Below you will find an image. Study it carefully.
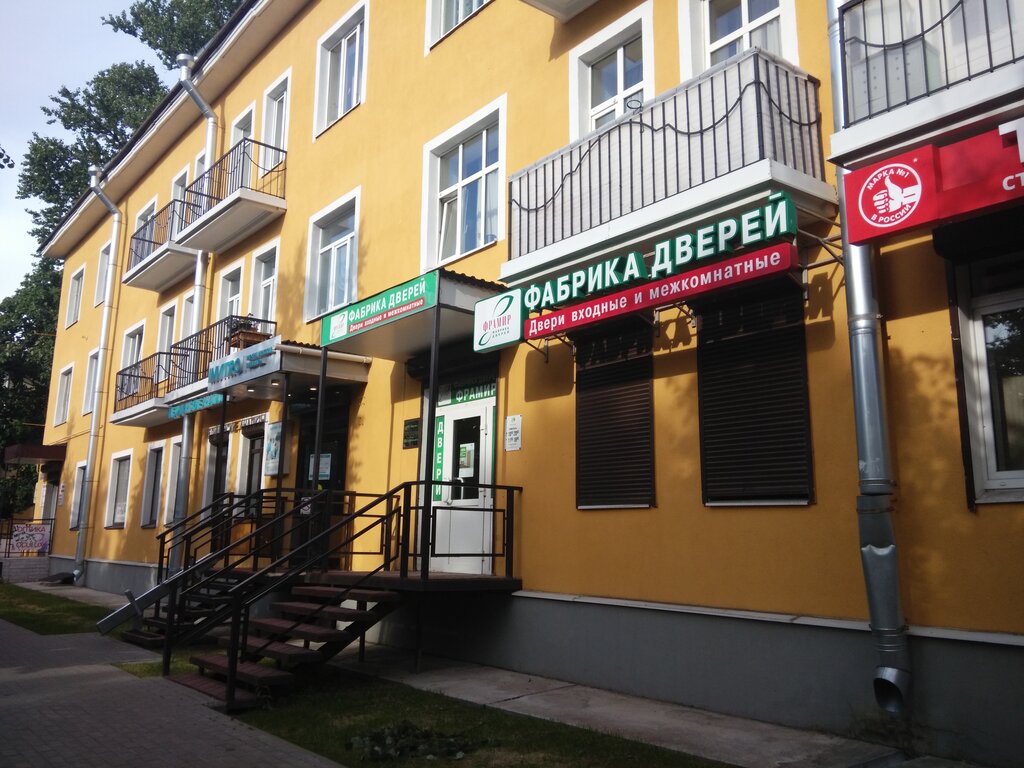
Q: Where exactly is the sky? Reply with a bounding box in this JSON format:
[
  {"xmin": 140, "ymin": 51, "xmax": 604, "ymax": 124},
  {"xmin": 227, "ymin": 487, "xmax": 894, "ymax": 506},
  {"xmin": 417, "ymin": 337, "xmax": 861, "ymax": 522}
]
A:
[{"xmin": 0, "ymin": 1, "xmax": 175, "ymax": 302}]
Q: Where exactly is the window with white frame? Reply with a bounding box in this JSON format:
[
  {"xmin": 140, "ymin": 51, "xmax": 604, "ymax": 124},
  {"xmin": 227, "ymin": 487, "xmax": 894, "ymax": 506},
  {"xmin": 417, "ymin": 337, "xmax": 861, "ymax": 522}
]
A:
[
  {"xmin": 94, "ymin": 243, "xmax": 110, "ymax": 306},
  {"xmin": 707, "ymin": 0, "xmax": 785, "ymax": 64},
  {"xmin": 171, "ymin": 170, "xmax": 189, "ymax": 236},
  {"xmin": 66, "ymin": 267, "xmax": 84, "ymax": 327},
  {"xmin": 156, "ymin": 304, "xmax": 176, "ymax": 381},
  {"xmin": 140, "ymin": 444, "xmax": 164, "ymax": 527},
  {"xmin": 135, "ymin": 200, "xmax": 157, "ymax": 251},
  {"xmin": 957, "ymin": 251, "xmax": 1024, "ymax": 501},
  {"xmin": 165, "ymin": 437, "xmax": 182, "ymax": 524},
  {"xmin": 82, "ymin": 349, "xmax": 99, "ymax": 415},
  {"xmin": 219, "ymin": 267, "xmax": 243, "ymax": 319},
  {"xmin": 181, "ymin": 292, "xmax": 195, "ymax": 340},
  {"xmin": 70, "ymin": 462, "xmax": 87, "ymax": 529},
  {"xmin": 263, "ymin": 75, "xmax": 289, "ymax": 168},
  {"xmin": 107, "ymin": 452, "xmax": 132, "ymax": 527},
  {"xmin": 315, "ymin": 4, "xmax": 366, "ymax": 134},
  {"xmin": 423, "ymin": 98, "xmax": 506, "ymax": 269},
  {"xmin": 252, "ymin": 246, "xmax": 277, "ymax": 321},
  {"xmin": 569, "ymin": 3, "xmax": 653, "ymax": 139},
  {"xmin": 54, "ymin": 365, "xmax": 73, "ymax": 426},
  {"xmin": 429, "ymin": 0, "xmax": 490, "ymax": 45},
  {"xmin": 121, "ymin": 324, "xmax": 144, "ymax": 397},
  {"xmin": 306, "ymin": 193, "xmax": 358, "ymax": 320}
]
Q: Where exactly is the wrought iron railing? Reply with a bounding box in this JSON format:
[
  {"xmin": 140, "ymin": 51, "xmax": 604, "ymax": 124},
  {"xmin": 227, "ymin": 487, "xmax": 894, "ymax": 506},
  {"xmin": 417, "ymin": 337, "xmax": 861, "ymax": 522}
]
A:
[
  {"xmin": 113, "ymin": 352, "xmax": 175, "ymax": 412},
  {"xmin": 508, "ymin": 49, "xmax": 823, "ymax": 261},
  {"xmin": 166, "ymin": 314, "xmax": 276, "ymax": 392},
  {"xmin": 840, "ymin": 0, "xmax": 1024, "ymax": 126},
  {"xmin": 127, "ymin": 200, "xmax": 190, "ymax": 273},
  {"xmin": 181, "ymin": 137, "xmax": 287, "ymax": 227},
  {"xmin": 0, "ymin": 518, "xmax": 54, "ymax": 558}
]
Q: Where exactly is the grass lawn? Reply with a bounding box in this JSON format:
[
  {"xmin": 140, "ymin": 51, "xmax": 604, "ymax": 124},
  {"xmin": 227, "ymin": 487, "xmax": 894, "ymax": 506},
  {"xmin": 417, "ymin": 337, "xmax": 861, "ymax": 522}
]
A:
[
  {"xmin": 240, "ymin": 665, "xmax": 734, "ymax": 768},
  {"xmin": 0, "ymin": 583, "xmax": 111, "ymax": 634}
]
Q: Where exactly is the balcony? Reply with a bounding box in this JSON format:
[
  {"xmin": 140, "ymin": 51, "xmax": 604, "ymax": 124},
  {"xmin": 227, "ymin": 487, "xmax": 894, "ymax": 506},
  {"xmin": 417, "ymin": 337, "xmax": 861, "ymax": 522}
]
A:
[
  {"xmin": 833, "ymin": 0, "xmax": 1024, "ymax": 162},
  {"xmin": 122, "ymin": 200, "xmax": 200, "ymax": 292},
  {"xmin": 110, "ymin": 352, "xmax": 174, "ymax": 427},
  {"xmin": 518, "ymin": 0, "xmax": 599, "ymax": 22},
  {"xmin": 176, "ymin": 138, "xmax": 287, "ymax": 253},
  {"xmin": 502, "ymin": 49, "xmax": 833, "ymax": 285},
  {"xmin": 166, "ymin": 314, "xmax": 277, "ymax": 400}
]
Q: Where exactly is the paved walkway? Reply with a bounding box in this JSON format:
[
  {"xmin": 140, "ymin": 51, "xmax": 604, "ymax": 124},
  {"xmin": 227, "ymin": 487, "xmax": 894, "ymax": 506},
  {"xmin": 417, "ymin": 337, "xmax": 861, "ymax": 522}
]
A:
[{"xmin": 0, "ymin": 614, "xmax": 344, "ymax": 767}]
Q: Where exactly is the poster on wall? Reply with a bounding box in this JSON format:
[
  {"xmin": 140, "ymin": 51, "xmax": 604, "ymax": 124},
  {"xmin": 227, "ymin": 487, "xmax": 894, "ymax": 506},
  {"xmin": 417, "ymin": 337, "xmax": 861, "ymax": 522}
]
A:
[{"xmin": 263, "ymin": 421, "xmax": 287, "ymax": 476}]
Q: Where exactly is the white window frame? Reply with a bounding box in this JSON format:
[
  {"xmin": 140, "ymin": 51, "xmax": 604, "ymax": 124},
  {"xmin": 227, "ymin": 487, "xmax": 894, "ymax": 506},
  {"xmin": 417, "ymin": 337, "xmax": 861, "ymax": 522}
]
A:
[
  {"xmin": 262, "ymin": 70, "xmax": 291, "ymax": 169},
  {"xmin": 134, "ymin": 195, "xmax": 158, "ymax": 248},
  {"xmin": 203, "ymin": 432, "xmax": 233, "ymax": 507},
  {"xmin": 170, "ymin": 166, "xmax": 189, "ymax": 237},
  {"xmin": 164, "ymin": 435, "xmax": 183, "ymax": 525},
  {"xmin": 678, "ymin": 0, "xmax": 799, "ymax": 82},
  {"xmin": 180, "ymin": 291, "xmax": 196, "ymax": 340},
  {"xmin": 421, "ymin": 95, "xmax": 507, "ymax": 272},
  {"xmin": 106, "ymin": 449, "xmax": 133, "ymax": 528},
  {"xmin": 194, "ymin": 150, "xmax": 207, "ymax": 180},
  {"xmin": 250, "ymin": 239, "xmax": 279, "ymax": 322},
  {"xmin": 54, "ymin": 363, "xmax": 74, "ymax": 426},
  {"xmin": 140, "ymin": 440, "xmax": 166, "ymax": 528},
  {"xmin": 66, "ymin": 266, "xmax": 85, "ymax": 328},
  {"xmin": 425, "ymin": 0, "xmax": 491, "ymax": 51},
  {"xmin": 305, "ymin": 188, "xmax": 360, "ymax": 321},
  {"xmin": 313, "ymin": 2, "xmax": 369, "ymax": 137},
  {"xmin": 959, "ymin": 268, "xmax": 1024, "ymax": 502},
  {"xmin": 156, "ymin": 301, "xmax": 177, "ymax": 382},
  {"xmin": 82, "ymin": 347, "xmax": 99, "ymax": 416},
  {"xmin": 121, "ymin": 321, "xmax": 146, "ymax": 368},
  {"xmin": 94, "ymin": 241, "xmax": 111, "ymax": 307},
  {"xmin": 217, "ymin": 260, "xmax": 245, "ymax": 320},
  {"xmin": 70, "ymin": 460, "xmax": 87, "ymax": 530},
  {"xmin": 568, "ymin": 1, "xmax": 654, "ymax": 140}
]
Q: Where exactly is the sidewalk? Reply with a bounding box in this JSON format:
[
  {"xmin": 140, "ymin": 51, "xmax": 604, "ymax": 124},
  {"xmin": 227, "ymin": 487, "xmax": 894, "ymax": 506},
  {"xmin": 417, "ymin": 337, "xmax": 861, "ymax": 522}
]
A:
[
  {"xmin": 0, "ymin": 585, "xmax": 344, "ymax": 768},
  {"xmin": 9, "ymin": 582, "xmax": 977, "ymax": 768}
]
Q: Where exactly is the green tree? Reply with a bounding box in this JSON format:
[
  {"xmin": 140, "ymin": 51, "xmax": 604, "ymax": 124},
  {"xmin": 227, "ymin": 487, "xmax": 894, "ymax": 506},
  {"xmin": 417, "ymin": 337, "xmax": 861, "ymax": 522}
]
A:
[
  {"xmin": 0, "ymin": 258, "xmax": 62, "ymax": 517},
  {"xmin": 17, "ymin": 62, "xmax": 166, "ymax": 247},
  {"xmin": 103, "ymin": 0, "xmax": 246, "ymax": 70}
]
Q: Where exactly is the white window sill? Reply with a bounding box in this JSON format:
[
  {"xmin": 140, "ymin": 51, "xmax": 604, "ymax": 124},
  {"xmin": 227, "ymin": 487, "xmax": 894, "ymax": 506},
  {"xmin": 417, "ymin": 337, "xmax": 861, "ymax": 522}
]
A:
[
  {"xmin": 313, "ymin": 102, "xmax": 362, "ymax": 141},
  {"xmin": 435, "ymin": 237, "xmax": 499, "ymax": 270},
  {"xmin": 974, "ymin": 488, "xmax": 1024, "ymax": 505}
]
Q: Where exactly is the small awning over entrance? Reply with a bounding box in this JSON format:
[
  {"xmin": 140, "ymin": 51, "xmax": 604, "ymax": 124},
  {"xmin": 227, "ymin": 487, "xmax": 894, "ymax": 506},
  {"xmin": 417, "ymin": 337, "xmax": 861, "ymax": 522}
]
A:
[
  {"xmin": 320, "ymin": 269, "xmax": 504, "ymax": 361},
  {"xmin": 205, "ymin": 337, "xmax": 371, "ymax": 403},
  {"xmin": 3, "ymin": 444, "xmax": 66, "ymax": 465}
]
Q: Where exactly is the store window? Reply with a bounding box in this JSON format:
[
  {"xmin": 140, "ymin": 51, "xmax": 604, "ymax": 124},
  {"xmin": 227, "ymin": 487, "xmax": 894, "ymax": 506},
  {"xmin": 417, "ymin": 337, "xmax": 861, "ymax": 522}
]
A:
[
  {"xmin": 568, "ymin": 2, "xmax": 653, "ymax": 139},
  {"xmin": 695, "ymin": 280, "xmax": 812, "ymax": 504},
  {"xmin": 315, "ymin": 3, "xmax": 366, "ymax": 135},
  {"xmin": 575, "ymin": 318, "xmax": 655, "ymax": 508},
  {"xmin": 305, "ymin": 192, "xmax": 358, "ymax": 320},
  {"xmin": 955, "ymin": 251, "xmax": 1024, "ymax": 501}
]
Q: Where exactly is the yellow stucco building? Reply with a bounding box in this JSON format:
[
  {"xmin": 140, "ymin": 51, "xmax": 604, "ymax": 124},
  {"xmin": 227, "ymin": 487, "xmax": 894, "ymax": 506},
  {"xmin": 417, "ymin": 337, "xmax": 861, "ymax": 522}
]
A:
[{"xmin": 28, "ymin": 1, "xmax": 1024, "ymax": 764}]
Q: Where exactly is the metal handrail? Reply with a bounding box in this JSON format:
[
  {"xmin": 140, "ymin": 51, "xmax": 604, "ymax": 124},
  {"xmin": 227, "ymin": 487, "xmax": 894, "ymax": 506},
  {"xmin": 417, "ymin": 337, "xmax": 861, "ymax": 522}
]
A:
[
  {"xmin": 112, "ymin": 352, "xmax": 175, "ymax": 412},
  {"xmin": 127, "ymin": 199, "xmax": 190, "ymax": 272},
  {"xmin": 181, "ymin": 137, "xmax": 286, "ymax": 229},
  {"xmin": 165, "ymin": 313, "xmax": 276, "ymax": 392}
]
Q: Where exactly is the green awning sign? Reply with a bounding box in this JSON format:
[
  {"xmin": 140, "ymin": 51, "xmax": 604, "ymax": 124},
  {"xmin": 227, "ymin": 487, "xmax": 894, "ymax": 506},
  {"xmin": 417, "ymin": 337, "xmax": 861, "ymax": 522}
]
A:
[{"xmin": 322, "ymin": 271, "xmax": 438, "ymax": 346}]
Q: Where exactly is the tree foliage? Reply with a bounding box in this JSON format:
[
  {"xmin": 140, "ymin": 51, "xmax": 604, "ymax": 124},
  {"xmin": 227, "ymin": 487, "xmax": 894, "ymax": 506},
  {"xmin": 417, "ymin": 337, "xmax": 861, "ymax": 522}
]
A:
[
  {"xmin": 103, "ymin": 0, "xmax": 246, "ymax": 70},
  {"xmin": 17, "ymin": 62, "xmax": 165, "ymax": 247},
  {"xmin": 0, "ymin": 258, "xmax": 62, "ymax": 516}
]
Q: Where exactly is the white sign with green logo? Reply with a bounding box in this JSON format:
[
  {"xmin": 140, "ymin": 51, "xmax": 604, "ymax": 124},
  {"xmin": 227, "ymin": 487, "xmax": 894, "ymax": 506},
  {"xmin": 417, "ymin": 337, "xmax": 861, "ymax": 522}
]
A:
[{"xmin": 474, "ymin": 289, "xmax": 523, "ymax": 352}]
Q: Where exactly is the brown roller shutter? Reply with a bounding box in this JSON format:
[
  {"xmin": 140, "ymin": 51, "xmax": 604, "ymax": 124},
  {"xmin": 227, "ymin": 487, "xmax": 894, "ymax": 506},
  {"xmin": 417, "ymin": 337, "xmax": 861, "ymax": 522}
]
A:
[
  {"xmin": 696, "ymin": 280, "xmax": 813, "ymax": 504},
  {"xmin": 575, "ymin": 318, "xmax": 655, "ymax": 508}
]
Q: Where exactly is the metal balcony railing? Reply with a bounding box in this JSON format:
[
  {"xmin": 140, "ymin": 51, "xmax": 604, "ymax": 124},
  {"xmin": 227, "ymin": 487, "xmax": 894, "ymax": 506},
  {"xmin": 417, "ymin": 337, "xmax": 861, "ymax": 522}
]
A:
[
  {"xmin": 840, "ymin": 0, "xmax": 1024, "ymax": 126},
  {"xmin": 167, "ymin": 314, "xmax": 277, "ymax": 392},
  {"xmin": 127, "ymin": 200, "xmax": 190, "ymax": 272},
  {"xmin": 181, "ymin": 138, "xmax": 287, "ymax": 228},
  {"xmin": 508, "ymin": 49, "xmax": 823, "ymax": 261},
  {"xmin": 113, "ymin": 352, "xmax": 175, "ymax": 413}
]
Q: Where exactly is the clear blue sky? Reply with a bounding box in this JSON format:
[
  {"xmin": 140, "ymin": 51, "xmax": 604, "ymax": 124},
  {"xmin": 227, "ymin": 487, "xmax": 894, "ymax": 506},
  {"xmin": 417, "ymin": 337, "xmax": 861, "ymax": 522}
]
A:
[{"xmin": 0, "ymin": 1, "xmax": 175, "ymax": 302}]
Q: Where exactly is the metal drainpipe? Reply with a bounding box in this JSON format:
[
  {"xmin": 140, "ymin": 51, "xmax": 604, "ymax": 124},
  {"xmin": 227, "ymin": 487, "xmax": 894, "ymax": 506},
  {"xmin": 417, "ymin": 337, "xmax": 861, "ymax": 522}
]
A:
[
  {"xmin": 827, "ymin": 0, "xmax": 911, "ymax": 714},
  {"xmin": 74, "ymin": 167, "xmax": 122, "ymax": 583},
  {"xmin": 173, "ymin": 53, "xmax": 218, "ymax": 524}
]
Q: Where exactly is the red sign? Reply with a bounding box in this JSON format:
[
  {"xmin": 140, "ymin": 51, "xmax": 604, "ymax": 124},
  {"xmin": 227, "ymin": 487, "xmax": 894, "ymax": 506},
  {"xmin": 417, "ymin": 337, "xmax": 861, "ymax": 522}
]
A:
[
  {"xmin": 845, "ymin": 119, "xmax": 1024, "ymax": 244},
  {"xmin": 524, "ymin": 243, "xmax": 798, "ymax": 340}
]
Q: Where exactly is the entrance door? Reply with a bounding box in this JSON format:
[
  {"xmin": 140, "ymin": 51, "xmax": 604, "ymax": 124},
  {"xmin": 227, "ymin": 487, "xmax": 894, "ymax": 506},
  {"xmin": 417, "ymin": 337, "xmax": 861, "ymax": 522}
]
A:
[
  {"xmin": 243, "ymin": 430, "xmax": 264, "ymax": 517},
  {"xmin": 429, "ymin": 398, "xmax": 494, "ymax": 575}
]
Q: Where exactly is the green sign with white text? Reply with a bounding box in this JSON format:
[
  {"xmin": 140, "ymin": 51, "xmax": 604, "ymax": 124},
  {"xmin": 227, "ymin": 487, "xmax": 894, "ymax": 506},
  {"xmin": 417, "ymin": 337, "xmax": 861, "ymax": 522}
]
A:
[{"xmin": 322, "ymin": 271, "xmax": 438, "ymax": 345}]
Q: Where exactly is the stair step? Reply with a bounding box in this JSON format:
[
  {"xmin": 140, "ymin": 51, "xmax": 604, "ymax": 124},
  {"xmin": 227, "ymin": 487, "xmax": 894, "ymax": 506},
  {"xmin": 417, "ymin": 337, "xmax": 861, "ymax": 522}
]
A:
[
  {"xmin": 121, "ymin": 629, "xmax": 164, "ymax": 649},
  {"xmin": 292, "ymin": 585, "xmax": 401, "ymax": 603},
  {"xmin": 219, "ymin": 636, "xmax": 323, "ymax": 665},
  {"xmin": 190, "ymin": 654, "xmax": 293, "ymax": 687},
  {"xmin": 271, "ymin": 601, "xmax": 375, "ymax": 623},
  {"xmin": 250, "ymin": 617, "xmax": 348, "ymax": 642},
  {"xmin": 167, "ymin": 672, "xmax": 259, "ymax": 708}
]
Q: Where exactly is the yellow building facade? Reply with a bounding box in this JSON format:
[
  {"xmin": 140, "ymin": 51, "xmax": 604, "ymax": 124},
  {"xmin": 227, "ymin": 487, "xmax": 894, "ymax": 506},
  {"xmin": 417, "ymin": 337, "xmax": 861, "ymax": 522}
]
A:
[{"xmin": 35, "ymin": 1, "xmax": 1024, "ymax": 763}]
